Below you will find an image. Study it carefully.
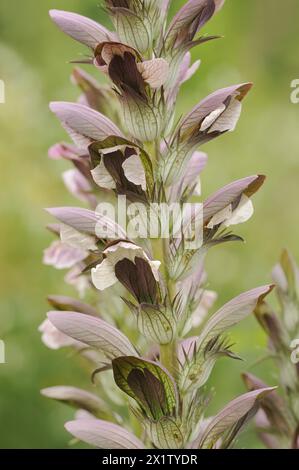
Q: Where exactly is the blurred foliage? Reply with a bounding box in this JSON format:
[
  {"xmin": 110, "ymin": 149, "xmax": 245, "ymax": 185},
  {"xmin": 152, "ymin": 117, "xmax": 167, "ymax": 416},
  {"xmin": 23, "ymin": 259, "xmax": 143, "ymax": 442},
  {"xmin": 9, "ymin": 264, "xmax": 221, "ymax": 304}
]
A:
[{"xmin": 0, "ymin": 0, "xmax": 299, "ymax": 448}]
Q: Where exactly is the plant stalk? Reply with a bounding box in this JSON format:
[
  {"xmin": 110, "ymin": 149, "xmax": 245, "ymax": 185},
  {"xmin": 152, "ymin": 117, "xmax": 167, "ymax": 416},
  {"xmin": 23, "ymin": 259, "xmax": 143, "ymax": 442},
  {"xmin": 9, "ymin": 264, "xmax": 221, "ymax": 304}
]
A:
[{"xmin": 145, "ymin": 140, "xmax": 178, "ymax": 378}]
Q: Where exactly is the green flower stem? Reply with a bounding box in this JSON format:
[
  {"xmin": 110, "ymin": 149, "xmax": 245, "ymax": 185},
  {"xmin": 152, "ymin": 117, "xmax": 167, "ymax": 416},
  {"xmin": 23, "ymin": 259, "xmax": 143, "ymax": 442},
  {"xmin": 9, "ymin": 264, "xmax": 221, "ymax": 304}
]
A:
[
  {"xmin": 160, "ymin": 341, "xmax": 178, "ymax": 378},
  {"xmin": 151, "ymin": 236, "xmax": 167, "ymax": 279},
  {"xmin": 145, "ymin": 140, "xmax": 178, "ymax": 378},
  {"xmin": 159, "ymin": 254, "xmax": 178, "ymax": 379},
  {"xmin": 144, "ymin": 140, "xmax": 158, "ymax": 169}
]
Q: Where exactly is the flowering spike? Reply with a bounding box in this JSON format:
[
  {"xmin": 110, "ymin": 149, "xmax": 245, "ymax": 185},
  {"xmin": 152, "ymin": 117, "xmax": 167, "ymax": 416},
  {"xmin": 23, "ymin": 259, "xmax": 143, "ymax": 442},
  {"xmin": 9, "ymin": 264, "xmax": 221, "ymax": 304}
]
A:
[{"xmin": 42, "ymin": 0, "xmax": 278, "ymax": 450}]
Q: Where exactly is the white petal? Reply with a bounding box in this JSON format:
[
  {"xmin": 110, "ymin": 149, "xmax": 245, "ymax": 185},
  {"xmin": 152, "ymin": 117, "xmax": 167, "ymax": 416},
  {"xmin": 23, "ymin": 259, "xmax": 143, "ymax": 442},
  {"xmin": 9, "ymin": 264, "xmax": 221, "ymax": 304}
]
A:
[
  {"xmin": 91, "ymin": 259, "xmax": 117, "ymax": 291},
  {"xmin": 107, "ymin": 242, "xmax": 161, "ymax": 279},
  {"xmin": 101, "ymin": 145, "xmax": 124, "ymax": 155},
  {"xmin": 104, "ymin": 241, "xmax": 141, "ymax": 255},
  {"xmin": 223, "ymin": 195, "xmax": 254, "ymax": 227},
  {"xmin": 91, "ymin": 161, "xmax": 116, "ymax": 190},
  {"xmin": 209, "ymin": 99, "xmax": 242, "ymax": 133},
  {"xmin": 200, "ymin": 105, "xmax": 226, "ymax": 131},
  {"xmin": 149, "ymin": 260, "xmax": 161, "ymax": 281},
  {"xmin": 122, "ymin": 155, "xmax": 146, "ymax": 191},
  {"xmin": 104, "ymin": 242, "xmax": 144, "ymax": 267},
  {"xmin": 138, "ymin": 59, "xmax": 169, "ymax": 89},
  {"xmin": 206, "ymin": 204, "xmax": 232, "ymax": 229}
]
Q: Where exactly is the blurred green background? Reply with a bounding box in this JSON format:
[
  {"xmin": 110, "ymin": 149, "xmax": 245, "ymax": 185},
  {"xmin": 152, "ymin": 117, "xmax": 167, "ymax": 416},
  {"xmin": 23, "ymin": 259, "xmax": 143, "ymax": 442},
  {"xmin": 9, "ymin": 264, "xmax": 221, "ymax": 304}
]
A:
[{"xmin": 0, "ymin": 0, "xmax": 299, "ymax": 448}]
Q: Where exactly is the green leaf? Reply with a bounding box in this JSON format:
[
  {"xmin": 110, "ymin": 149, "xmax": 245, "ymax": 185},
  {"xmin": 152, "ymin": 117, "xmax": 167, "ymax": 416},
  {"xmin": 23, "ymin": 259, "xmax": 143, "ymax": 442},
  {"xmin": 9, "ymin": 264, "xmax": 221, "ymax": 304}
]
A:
[
  {"xmin": 113, "ymin": 8, "xmax": 150, "ymax": 54},
  {"xmin": 112, "ymin": 356, "xmax": 177, "ymax": 420},
  {"xmin": 147, "ymin": 417, "xmax": 184, "ymax": 449},
  {"xmin": 122, "ymin": 93, "xmax": 162, "ymax": 143},
  {"xmin": 179, "ymin": 337, "xmax": 240, "ymax": 394},
  {"xmin": 137, "ymin": 304, "xmax": 174, "ymax": 345}
]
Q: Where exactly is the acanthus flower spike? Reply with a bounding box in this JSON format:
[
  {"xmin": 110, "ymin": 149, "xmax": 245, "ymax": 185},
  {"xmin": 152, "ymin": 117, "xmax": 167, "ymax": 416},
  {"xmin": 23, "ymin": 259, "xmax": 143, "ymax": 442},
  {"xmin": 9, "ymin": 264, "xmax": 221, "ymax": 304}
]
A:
[{"xmin": 42, "ymin": 0, "xmax": 279, "ymax": 450}]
